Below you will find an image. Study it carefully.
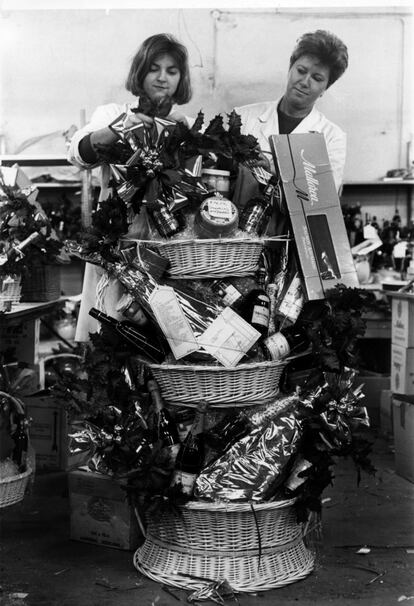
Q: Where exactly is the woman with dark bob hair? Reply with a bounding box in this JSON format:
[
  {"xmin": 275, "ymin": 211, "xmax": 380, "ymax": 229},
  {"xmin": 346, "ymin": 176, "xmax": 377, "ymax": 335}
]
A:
[
  {"xmin": 236, "ymin": 30, "xmax": 349, "ymax": 193},
  {"xmin": 68, "ymin": 33, "xmax": 193, "ymax": 341}
]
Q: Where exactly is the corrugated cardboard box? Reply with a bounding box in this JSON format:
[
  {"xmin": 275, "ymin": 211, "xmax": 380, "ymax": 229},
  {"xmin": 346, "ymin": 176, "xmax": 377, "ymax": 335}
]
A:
[
  {"xmin": 68, "ymin": 470, "xmax": 142, "ymax": 550},
  {"xmin": 391, "ymin": 344, "xmax": 414, "ymax": 395},
  {"xmin": 392, "ymin": 395, "xmax": 414, "ymax": 483},
  {"xmin": 23, "ymin": 390, "xmax": 68, "ymax": 470},
  {"xmin": 270, "ymin": 133, "xmax": 358, "ymax": 300},
  {"xmin": 391, "ymin": 297, "xmax": 414, "ymax": 348}
]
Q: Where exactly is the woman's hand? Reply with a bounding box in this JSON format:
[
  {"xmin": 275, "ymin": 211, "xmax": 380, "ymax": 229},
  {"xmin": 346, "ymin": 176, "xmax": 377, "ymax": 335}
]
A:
[{"xmin": 123, "ymin": 112, "xmax": 154, "ymax": 129}]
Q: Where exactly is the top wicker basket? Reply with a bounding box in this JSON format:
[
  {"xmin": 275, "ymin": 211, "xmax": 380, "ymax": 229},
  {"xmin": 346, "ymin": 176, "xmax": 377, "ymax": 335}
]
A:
[{"xmin": 132, "ymin": 236, "xmax": 288, "ymax": 279}]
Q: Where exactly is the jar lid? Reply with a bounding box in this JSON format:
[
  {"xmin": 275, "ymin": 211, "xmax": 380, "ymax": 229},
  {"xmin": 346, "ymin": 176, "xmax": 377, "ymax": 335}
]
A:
[{"xmin": 201, "ymin": 168, "xmax": 231, "ymax": 177}]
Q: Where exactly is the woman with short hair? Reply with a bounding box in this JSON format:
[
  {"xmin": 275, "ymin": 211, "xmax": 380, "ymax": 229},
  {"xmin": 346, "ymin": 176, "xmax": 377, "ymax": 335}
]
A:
[{"xmin": 236, "ymin": 29, "xmax": 349, "ymax": 192}]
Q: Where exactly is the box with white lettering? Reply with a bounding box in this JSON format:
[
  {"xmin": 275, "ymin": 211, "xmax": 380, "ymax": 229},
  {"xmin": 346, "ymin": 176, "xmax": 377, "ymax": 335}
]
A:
[
  {"xmin": 391, "ymin": 343, "xmax": 414, "ymax": 395},
  {"xmin": 391, "ymin": 297, "xmax": 414, "ymax": 348},
  {"xmin": 270, "ymin": 133, "xmax": 358, "ymax": 300}
]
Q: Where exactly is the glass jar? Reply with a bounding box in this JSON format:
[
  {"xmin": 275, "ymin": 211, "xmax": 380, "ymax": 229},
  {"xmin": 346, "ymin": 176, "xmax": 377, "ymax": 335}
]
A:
[{"xmin": 201, "ymin": 169, "xmax": 231, "ymax": 197}]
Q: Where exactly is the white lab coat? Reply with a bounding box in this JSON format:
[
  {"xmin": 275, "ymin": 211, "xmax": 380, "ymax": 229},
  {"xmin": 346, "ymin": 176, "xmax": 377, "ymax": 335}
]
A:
[
  {"xmin": 235, "ymin": 98, "xmax": 346, "ymax": 191},
  {"xmin": 68, "ymin": 101, "xmax": 191, "ymax": 341}
]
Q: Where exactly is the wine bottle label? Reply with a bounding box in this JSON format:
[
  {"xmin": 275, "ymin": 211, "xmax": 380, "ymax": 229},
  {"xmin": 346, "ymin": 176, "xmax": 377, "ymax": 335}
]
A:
[
  {"xmin": 251, "ymin": 299, "xmax": 270, "ymax": 327},
  {"xmin": 278, "ymin": 275, "xmax": 304, "ymax": 323},
  {"xmin": 221, "ymin": 284, "xmax": 243, "ymax": 307},
  {"xmin": 171, "ymin": 470, "xmax": 197, "ymax": 495},
  {"xmin": 264, "ymin": 332, "xmax": 290, "ymax": 360}
]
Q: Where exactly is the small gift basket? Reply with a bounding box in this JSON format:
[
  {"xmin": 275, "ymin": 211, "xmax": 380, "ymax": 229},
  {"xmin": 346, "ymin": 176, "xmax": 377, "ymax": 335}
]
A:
[
  {"xmin": 0, "ymin": 165, "xmax": 67, "ymax": 303},
  {"xmin": 0, "ymin": 389, "xmax": 32, "ymax": 508},
  {"xmin": 0, "ymin": 274, "xmax": 22, "ymax": 312}
]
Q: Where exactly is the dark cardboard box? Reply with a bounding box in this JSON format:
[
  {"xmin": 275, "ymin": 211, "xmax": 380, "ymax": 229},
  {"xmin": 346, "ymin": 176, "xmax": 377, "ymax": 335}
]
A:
[
  {"xmin": 270, "ymin": 133, "xmax": 358, "ymax": 300},
  {"xmin": 68, "ymin": 470, "xmax": 142, "ymax": 550},
  {"xmin": 22, "ymin": 391, "xmax": 68, "ymax": 470}
]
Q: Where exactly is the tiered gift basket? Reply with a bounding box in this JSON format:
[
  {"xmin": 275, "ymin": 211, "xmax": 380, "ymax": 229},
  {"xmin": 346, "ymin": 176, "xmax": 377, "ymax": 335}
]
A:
[{"xmin": 62, "ymin": 104, "xmax": 374, "ymax": 598}]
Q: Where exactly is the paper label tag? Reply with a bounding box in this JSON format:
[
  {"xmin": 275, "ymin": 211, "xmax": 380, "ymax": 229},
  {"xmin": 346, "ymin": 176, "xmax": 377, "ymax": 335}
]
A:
[
  {"xmin": 207, "ymin": 198, "xmax": 233, "ymax": 220},
  {"xmin": 198, "ymin": 307, "xmax": 260, "ymax": 367},
  {"xmin": 149, "ymin": 285, "xmax": 199, "ymax": 359}
]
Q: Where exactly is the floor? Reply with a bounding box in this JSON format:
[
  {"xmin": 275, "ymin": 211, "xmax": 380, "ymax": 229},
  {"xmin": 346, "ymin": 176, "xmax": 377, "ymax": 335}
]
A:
[{"xmin": 1, "ymin": 434, "xmax": 413, "ymax": 606}]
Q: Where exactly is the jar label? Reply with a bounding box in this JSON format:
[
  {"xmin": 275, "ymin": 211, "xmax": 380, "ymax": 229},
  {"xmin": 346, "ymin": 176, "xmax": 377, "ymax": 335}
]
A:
[
  {"xmin": 207, "ymin": 198, "xmax": 233, "ymax": 220},
  {"xmin": 264, "ymin": 332, "xmax": 290, "ymax": 360}
]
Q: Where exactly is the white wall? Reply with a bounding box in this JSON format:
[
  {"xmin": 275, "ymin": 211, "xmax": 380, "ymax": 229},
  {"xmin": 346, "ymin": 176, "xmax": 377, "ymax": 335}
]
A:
[{"xmin": 0, "ymin": 7, "xmax": 412, "ymax": 182}]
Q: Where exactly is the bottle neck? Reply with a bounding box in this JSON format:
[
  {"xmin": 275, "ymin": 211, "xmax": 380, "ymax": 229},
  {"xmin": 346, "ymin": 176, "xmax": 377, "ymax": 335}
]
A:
[{"xmin": 89, "ymin": 307, "xmax": 118, "ymax": 327}]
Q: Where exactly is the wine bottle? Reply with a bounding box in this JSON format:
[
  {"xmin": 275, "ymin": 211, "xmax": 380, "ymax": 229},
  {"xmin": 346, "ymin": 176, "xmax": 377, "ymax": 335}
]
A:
[
  {"xmin": 211, "ymin": 279, "xmax": 243, "ymax": 309},
  {"xmin": 12, "ymin": 414, "xmax": 29, "ymax": 471},
  {"xmin": 263, "ymin": 299, "xmax": 327, "ymax": 360},
  {"xmin": 239, "ymin": 266, "xmax": 270, "ymax": 337},
  {"xmin": 148, "ymin": 379, "xmax": 180, "ymax": 462},
  {"xmin": 88, "ymin": 307, "xmax": 167, "ymax": 363},
  {"xmin": 262, "ymin": 323, "xmax": 308, "ymax": 361},
  {"xmin": 204, "ymin": 410, "xmax": 250, "ymax": 455},
  {"xmin": 171, "ymin": 403, "xmax": 207, "ymax": 495}
]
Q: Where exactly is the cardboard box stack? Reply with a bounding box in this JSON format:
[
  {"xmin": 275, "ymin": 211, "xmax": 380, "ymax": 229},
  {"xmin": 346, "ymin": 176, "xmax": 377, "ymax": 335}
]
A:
[{"xmin": 390, "ymin": 294, "xmax": 414, "ymax": 483}]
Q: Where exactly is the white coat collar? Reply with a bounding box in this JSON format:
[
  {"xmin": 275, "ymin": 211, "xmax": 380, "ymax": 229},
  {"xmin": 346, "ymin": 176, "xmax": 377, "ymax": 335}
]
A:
[{"xmin": 258, "ymin": 97, "xmax": 321, "ymax": 153}]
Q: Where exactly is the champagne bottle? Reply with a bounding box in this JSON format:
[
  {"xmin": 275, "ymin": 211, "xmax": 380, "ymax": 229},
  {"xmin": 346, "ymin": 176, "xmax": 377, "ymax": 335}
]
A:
[
  {"xmin": 239, "ymin": 266, "xmax": 270, "ymax": 337},
  {"xmin": 171, "ymin": 403, "xmax": 207, "ymax": 495},
  {"xmin": 89, "ymin": 308, "xmax": 168, "ymax": 363},
  {"xmin": 148, "ymin": 379, "xmax": 180, "ymax": 462}
]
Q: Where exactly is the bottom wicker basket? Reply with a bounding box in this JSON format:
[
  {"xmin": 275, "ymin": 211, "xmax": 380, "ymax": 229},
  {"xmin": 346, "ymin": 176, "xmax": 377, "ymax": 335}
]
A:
[
  {"xmin": 0, "ymin": 468, "xmax": 32, "ymax": 509},
  {"xmin": 134, "ymin": 499, "xmax": 314, "ymax": 592}
]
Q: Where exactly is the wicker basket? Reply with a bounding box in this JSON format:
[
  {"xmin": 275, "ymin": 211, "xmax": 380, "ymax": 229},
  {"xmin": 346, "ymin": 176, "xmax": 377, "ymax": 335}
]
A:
[
  {"xmin": 21, "ymin": 265, "xmax": 61, "ymax": 302},
  {"xmin": 134, "ymin": 499, "xmax": 314, "ymax": 592},
  {"xmin": 147, "ymin": 359, "xmax": 287, "ymax": 407},
  {"xmin": 133, "ymin": 236, "xmax": 288, "ymax": 279},
  {"xmin": 0, "ymin": 467, "xmax": 32, "ymax": 508}
]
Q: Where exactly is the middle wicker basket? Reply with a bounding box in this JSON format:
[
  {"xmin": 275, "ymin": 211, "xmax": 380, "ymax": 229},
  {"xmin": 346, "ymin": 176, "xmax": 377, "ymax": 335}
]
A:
[{"xmin": 147, "ymin": 359, "xmax": 287, "ymax": 407}]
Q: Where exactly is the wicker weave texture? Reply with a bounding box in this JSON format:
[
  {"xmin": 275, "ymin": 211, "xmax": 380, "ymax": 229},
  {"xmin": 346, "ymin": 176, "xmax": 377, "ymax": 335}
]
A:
[
  {"xmin": 148, "ymin": 360, "xmax": 286, "ymax": 406},
  {"xmin": 157, "ymin": 238, "xmax": 264, "ymax": 278},
  {"xmin": 0, "ymin": 468, "xmax": 32, "ymax": 508},
  {"xmin": 133, "ymin": 500, "xmax": 315, "ymax": 591},
  {"xmin": 21, "ymin": 265, "xmax": 61, "ymax": 302}
]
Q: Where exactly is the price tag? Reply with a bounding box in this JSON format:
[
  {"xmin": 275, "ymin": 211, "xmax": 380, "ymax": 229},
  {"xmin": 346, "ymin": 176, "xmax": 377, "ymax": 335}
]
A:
[
  {"xmin": 207, "ymin": 198, "xmax": 233, "ymax": 220},
  {"xmin": 149, "ymin": 285, "xmax": 199, "ymax": 359}
]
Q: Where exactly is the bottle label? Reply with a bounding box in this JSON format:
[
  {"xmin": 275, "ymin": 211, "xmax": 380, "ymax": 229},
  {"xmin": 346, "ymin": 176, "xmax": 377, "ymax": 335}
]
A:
[
  {"xmin": 171, "ymin": 470, "xmax": 197, "ymax": 495},
  {"xmin": 251, "ymin": 302, "xmax": 270, "ymax": 327},
  {"xmin": 221, "ymin": 283, "xmax": 242, "ymax": 307},
  {"xmin": 278, "ymin": 275, "xmax": 304, "ymax": 323},
  {"xmin": 264, "ymin": 332, "xmax": 290, "ymax": 360}
]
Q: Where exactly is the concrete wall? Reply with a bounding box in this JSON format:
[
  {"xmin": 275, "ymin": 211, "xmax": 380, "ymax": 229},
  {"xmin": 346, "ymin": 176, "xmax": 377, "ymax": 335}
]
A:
[{"xmin": 0, "ymin": 7, "xmax": 412, "ymax": 185}]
